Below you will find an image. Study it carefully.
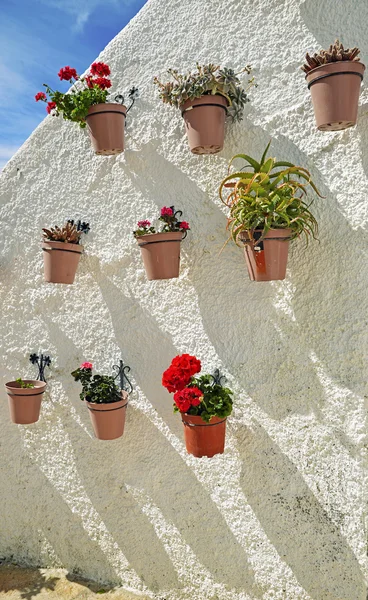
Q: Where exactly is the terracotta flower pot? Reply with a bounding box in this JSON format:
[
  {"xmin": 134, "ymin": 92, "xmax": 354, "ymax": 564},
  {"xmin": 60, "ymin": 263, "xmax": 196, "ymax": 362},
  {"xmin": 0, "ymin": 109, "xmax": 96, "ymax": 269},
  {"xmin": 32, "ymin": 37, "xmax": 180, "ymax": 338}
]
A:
[
  {"xmin": 180, "ymin": 94, "xmax": 228, "ymax": 155},
  {"xmin": 86, "ymin": 103, "xmax": 127, "ymax": 155},
  {"xmin": 136, "ymin": 231, "xmax": 184, "ymax": 280},
  {"xmin": 306, "ymin": 61, "xmax": 365, "ymax": 131},
  {"xmin": 42, "ymin": 241, "xmax": 83, "ymax": 284},
  {"xmin": 86, "ymin": 391, "xmax": 128, "ymax": 440},
  {"xmin": 239, "ymin": 229, "xmax": 292, "ymax": 282},
  {"xmin": 5, "ymin": 380, "xmax": 46, "ymax": 424},
  {"xmin": 181, "ymin": 413, "xmax": 227, "ymax": 458}
]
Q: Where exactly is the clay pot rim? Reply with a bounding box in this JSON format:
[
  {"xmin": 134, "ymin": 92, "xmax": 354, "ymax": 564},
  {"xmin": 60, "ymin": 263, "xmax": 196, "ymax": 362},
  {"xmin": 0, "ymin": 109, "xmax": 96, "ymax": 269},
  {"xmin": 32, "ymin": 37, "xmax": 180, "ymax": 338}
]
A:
[
  {"xmin": 239, "ymin": 228, "xmax": 292, "ymax": 240},
  {"xmin": 5, "ymin": 380, "xmax": 47, "ymax": 395},
  {"xmin": 41, "ymin": 240, "xmax": 84, "ymax": 253},
  {"xmin": 305, "ymin": 60, "xmax": 366, "ymax": 82},
  {"xmin": 136, "ymin": 231, "xmax": 185, "ymax": 245},
  {"xmin": 181, "ymin": 413, "xmax": 227, "ymax": 426},
  {"xmin": 86, "ymin": 103, "xmax": 127, "ymax": 117},
  {"xmin": 85, "ymin": 390, "xmax": 128, "ymax": 411},
  {"xmin": 180, "ymin": 93, "xmax": 228, "ymax": 114}
]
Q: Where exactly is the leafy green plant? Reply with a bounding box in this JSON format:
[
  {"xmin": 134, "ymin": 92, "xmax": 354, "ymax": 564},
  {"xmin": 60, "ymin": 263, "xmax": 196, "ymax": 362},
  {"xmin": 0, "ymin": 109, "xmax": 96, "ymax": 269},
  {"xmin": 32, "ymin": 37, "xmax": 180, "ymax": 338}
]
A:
[
  {"xmin": 302, "ymin": 39, "xmax": 361, "ymax": 74},
  {"xmin": 153, "ymin": 63, "xmax": 255, "ymax": 122},
  {"xmin": 15, "ymin": 378, "xmax": 35, "ymax": 389},
  {"xmin": 133, "ymin": 206, "xmax": 190, "ymax": 237},
  {"xmin": 219, "ymin": 142, "xmax": 323, "ymax": 246},
  {"xmin": 181, "ymin": 375, "xmax": 233, "ymax": 423},
  {"xmin": 71, "ymin": 362, "xmax": 121, "ymax": 404}
]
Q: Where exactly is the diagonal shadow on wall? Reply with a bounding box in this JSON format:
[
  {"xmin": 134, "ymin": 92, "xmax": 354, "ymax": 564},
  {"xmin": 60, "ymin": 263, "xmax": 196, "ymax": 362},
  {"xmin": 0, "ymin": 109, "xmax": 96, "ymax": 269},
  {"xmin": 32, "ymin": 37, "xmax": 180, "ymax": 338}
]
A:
[{"xmin": 235, "ymin": 423, "xmax": 365, "ymax": 600}]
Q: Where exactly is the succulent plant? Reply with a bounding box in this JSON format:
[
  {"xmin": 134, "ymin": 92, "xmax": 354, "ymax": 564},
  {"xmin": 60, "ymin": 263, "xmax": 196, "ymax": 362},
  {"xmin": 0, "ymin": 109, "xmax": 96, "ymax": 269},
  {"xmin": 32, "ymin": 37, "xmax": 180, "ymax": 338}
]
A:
[
  {"xmin": 302, "ymin": 39, "xmax": 361, "ymax": 74},
  {"xmin": 153, "ymin": 63, "xmax": 255, "ymax": 122},
  {"xmin": 42, "ymin": 221, "xmax": 83, "ymax": 244},
  {"xmin": 219, "ymin": 142, "xmax": 323, "ymax": 246}
]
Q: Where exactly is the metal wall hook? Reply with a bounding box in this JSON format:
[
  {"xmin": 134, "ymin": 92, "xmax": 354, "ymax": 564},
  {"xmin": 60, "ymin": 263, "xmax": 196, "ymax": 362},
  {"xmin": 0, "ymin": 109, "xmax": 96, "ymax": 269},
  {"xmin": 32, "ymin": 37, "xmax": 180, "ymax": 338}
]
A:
[
  {"xmin": 67, "ymin": 219, "xmax": 90, "ymax": 234},
  {"xmin": 126, "ymin": 87, "xmax": 139, "ymax": 113},
  {"xmin": 210, "ymin": 369, "xmax": 227, "ymax": 387},
  {"xmin": 170, "ymin": 205, "xmax": 183, "ymax": 220},
  {"xmin": 29, "ymin": 353, "xmax": 51, "ymax": 383},
  {"xmin": 113, "ymin": 359, "xmax": 133, "ymax": 394}
]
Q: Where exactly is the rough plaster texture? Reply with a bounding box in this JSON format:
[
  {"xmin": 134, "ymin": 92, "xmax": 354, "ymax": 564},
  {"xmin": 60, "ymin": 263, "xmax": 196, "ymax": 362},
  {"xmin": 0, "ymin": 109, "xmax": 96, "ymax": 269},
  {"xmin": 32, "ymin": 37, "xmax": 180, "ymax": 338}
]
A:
[{"xmin": 0, "ymin": 0, "xmax": 367, "ymax": 598}]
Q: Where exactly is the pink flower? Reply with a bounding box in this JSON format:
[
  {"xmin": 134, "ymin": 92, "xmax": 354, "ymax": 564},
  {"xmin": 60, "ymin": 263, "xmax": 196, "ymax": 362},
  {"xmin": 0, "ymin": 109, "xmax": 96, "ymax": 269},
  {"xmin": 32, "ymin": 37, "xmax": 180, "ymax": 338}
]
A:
[
  {"xmin": 35, "ymin": 92, "xmax": 47, "ymax": 102},
  {"xmin": 137, "ymin": 220, "xmax": 151, "ymax": 228},
  {"xmin": 58, "ymin": 66, "xmax": 78, "ymax": 81},
  {"xmin": 81, "ymin": 362, "xmax": 93, "ymax": 369},
  {"xmin": 46, "ymin": 101, "xmax": 56, "ymax": 114},
  {"xmin": 161, "ymin": 207, "xmax": 173, "ymax": 217},
  {"xmin": 179, "ymin": 221, "xmax": 190, "ymax": 230}
]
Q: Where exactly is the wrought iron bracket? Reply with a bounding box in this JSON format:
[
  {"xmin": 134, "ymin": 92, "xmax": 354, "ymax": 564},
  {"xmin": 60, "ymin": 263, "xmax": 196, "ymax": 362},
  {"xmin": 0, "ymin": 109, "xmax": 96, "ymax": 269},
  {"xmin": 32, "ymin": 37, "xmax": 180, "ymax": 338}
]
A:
[
  {"xmin": 29, "ymin": 353, "xmax": 51, "ymax": 382},
  {"xmin": 113, "ymin": 359, "xmax": 133, "ymax": 394},
  {"xmin": 210, "ymin": 369, "xmax": 227, "ymax": 387},
  {"xmin": 67, "ymin": 219, "xmax": 90, "ymax": 234},
  {"xmin": 115, "ymin": 86, "xmax": 139, "ymax": 115}
]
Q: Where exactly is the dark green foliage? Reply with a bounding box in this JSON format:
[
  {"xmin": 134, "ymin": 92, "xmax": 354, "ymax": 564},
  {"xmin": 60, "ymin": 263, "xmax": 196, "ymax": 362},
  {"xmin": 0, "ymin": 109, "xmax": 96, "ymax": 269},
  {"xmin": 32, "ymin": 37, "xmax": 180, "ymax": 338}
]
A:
[
  {"xmin": 44, "ymin": 85, "xmax": 109, "ymax": 128},
  {"xmin": 71, "ymin": 367, "xmax": 121, "ymax": 404},
  {"xmin": 174, "ymin": 375, "xmax": 233, "ymax": 423}
]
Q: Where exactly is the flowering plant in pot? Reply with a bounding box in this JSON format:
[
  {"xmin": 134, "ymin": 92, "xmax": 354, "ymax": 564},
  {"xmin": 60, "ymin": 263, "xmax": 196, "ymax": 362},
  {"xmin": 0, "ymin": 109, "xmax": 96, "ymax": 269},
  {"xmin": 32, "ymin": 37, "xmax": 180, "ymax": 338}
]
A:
[
  {"xmin": 162, "ymin": 354, "xmax": 233, "ymax": 458},
  {"xmin": 302, "ymin": 39, "xmax": 365, "ymax": 131},
  {"xmin": 219, "ymin": 142, "xmax": 322, "ymax": 281},
  {"xmin": 35, "ymin": 62, "xmax": 138, "ymax": 155},
  {"xmin": 5, "ymin": 377, "xmax": 46, "ymax": 425},
  {"xmin": 71, "ymin": 362, "xmax": 128, "ymax": 440},
  {"xmin": 42, "ymin": 220, "xmax": 89, "ymax": 284},
  {"xmin": 133, "ymin": 206, "xmax": 190, "ymax": 280},
  {"xmin": 153, "ymin": 63, "xmax": 255, "ymax": 154}
]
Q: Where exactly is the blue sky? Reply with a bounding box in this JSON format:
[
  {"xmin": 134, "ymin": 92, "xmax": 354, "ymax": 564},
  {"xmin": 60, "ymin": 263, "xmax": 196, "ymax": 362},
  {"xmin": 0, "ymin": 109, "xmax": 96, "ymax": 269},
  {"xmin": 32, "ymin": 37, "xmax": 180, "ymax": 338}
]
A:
[{"xmin": 0, "ymin": 0, "xmax": 148, "ymax": 169}]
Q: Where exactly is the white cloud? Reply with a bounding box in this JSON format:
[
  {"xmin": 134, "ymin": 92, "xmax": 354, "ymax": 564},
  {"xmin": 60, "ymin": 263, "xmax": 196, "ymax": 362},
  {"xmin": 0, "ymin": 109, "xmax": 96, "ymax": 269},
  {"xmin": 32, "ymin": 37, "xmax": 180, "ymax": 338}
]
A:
[{"xmin": 37, "ymin": 0, "xmax": 131, "ymax": 31}]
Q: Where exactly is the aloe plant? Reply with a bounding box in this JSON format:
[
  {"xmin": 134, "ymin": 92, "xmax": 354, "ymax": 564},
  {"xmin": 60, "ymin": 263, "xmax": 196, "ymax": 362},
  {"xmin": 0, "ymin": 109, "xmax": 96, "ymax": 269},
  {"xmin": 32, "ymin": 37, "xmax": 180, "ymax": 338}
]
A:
[{"xmin": 219, "ymin": 142, "xmax": 323, "ymax": 246}]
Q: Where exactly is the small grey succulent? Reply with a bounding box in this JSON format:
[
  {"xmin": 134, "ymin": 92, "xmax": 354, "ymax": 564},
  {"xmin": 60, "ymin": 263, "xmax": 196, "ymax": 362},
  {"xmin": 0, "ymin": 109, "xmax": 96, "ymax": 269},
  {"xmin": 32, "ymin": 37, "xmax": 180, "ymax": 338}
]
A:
[{"xmin": 153, "ymin": 63, "xmax": 255, "ymax": 122}]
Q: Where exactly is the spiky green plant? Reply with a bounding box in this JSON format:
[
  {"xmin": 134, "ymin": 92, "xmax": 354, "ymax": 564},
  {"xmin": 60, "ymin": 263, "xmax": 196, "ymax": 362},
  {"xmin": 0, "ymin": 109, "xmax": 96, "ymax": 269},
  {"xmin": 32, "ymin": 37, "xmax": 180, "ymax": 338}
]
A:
[
  {"xmin": 219, "ymin": 142, "xmax": 323, "ymax": 246},
  {"xmin": 153, "ymin": 63, "xmax": 255, "ymax": 122},
  {"xmin": 302, "ymin": 39, "xmax": 361, "ymax": 74}
]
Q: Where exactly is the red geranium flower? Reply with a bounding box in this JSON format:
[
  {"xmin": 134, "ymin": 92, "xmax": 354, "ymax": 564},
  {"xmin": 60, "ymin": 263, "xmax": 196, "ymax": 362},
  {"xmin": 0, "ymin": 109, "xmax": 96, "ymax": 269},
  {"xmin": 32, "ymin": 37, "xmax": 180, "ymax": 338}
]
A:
[
  {"xmin": 46, "ymin": 101, "xmax": 57, "ymax": 114},
  {"xmin": 162, "ymin": 365, "xmax": 192, "ymax": 393},
  {"xmin": 179, "ymin": 221, "xmax": 190, "ymax": 230},
  {"xmin": 171, "ymin": 354, "xmax": 201, "ymax": 377},
  {"xmin": 93, "ymin": 77, "xmax": 112, "ymax": 90},
  {"xmin": 161, "ymin": 206, "xmax": 173, "ymax": 217},
  {"xmin": 90, "ymin": 62, "xmax": 111, "ymax": 77},
  {"xmin": 85, "ymin": 75, "xmax": 94, "ymax": 89},
  {"xmin": 58, "ymin": 66, "xmax": 78, "ymax": 81},
  {"xmin": 35, "ymin": 92, "xmax": 47, "ymax": 102},
  {"xmin": 173, "ymin": 386, "xmax": 203, "ymax": 412}
]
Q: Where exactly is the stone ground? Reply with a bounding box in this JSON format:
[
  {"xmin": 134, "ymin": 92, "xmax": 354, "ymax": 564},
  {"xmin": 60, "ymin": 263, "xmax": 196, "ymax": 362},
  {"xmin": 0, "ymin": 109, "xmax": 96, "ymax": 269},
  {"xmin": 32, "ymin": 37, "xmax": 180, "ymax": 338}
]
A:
[{"xmin": 0, "ymin": 566, "xmax": 149, "ymax": 600}]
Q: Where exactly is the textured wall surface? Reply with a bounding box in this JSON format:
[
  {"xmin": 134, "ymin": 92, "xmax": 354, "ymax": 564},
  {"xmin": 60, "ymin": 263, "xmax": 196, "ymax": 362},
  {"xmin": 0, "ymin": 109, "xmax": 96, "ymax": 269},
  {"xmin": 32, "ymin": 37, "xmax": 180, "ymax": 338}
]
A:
[{"xmin": 0, "ymin": 0, "xmax": 367, "ymax": 598}]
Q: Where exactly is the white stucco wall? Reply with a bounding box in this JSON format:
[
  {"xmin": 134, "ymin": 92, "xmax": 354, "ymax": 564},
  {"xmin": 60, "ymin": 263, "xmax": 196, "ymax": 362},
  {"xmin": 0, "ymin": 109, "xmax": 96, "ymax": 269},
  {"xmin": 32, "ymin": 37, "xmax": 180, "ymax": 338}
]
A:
[{"xmin": 0, "ymin": 0, "xmax": 367, "ymax": 598}]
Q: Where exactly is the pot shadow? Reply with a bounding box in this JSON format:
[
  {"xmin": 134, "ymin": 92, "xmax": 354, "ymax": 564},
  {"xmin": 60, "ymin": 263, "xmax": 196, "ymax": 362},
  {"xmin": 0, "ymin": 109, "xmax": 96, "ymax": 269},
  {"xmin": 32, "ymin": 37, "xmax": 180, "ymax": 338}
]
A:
[
  {"xmin": 41, "ymin": 309, "xmax": 258, "ymax": 594},
  {"xmin": 235, "ymin": 423, "xmax": 365, "ymax": 600},
  {"xmin": 0, "ymin": 565, "xmax": 59, "ymax": 598}
]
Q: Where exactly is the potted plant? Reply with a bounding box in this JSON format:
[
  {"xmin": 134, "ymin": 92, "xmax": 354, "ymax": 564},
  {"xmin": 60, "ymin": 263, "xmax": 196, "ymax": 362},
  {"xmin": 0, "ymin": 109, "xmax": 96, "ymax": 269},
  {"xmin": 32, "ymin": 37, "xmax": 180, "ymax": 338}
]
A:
[
  {"xmin": 35, "ymin": 62, "xmax": 138, "ymax": 154},
  {"xmin": 302, "ymin": 39, "xmax": 365, "ymax": 131},
  {"xmin": 5, "ymin": 378, "xmax": 46, "ymax": 424},
  {"xmin": 42, "ymin": 220, "xmax": 89, "ymax": 284},
  {"xmin": 133, "ymin": 206, "xmax": 190, "ymax": 280},
  {"xmin": 153, "ymin": 63, "xmax": 255, "ymax": 154},
  {"xmin": 219, "ymin": 142, "xmax": 322, "ymax": 281},
  {"xmin": 71, "ymin": 362, "xmax": 128, "ymax": 440},
  {"xmin": 162, "ymin": 355, "xmax": 233, "ymax": 458}
]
